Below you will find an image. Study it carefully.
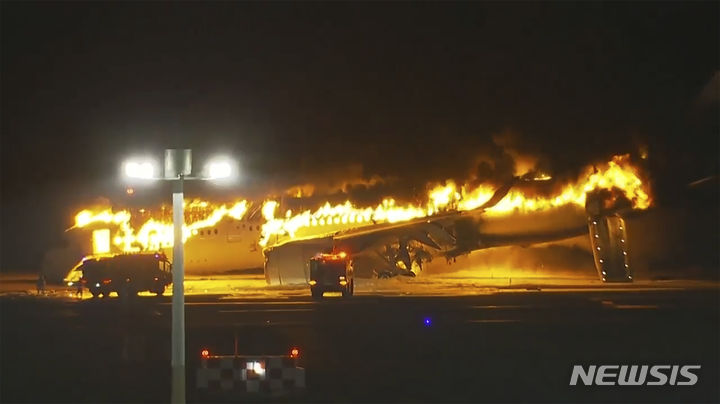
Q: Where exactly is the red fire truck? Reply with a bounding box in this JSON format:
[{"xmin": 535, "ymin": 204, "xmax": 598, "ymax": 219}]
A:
[{"xmin": 308, "ymin": 252, "xmax": 354, "ymax": 299}]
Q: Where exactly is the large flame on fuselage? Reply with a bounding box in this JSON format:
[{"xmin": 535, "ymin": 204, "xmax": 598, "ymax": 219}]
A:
[
  {"xmin": 73, "ymin": 155, "xmax": 650, "ymax": 254},
  {"xmin": 457, "ymin": 154, "xmax": 650, "ymax": 213},
  {"xmin": 73, "ymin": 200, "xmax": 248, "ymax": 252},
  {"xmin": 258, "ymin": 155, "xmax": 650, "ymax": 246}
]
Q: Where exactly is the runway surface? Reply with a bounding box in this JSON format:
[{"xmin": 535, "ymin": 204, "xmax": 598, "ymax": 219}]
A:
[{"xmin": 1, "ymin": 277, "xmax": 718, "ymax": 403}]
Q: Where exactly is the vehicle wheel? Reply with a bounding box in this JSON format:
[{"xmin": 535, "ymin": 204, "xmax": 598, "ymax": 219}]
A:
[
  {"xmin": 311, "ymin": 288, "xmax": 323, "ymax": 300},
  {"xmin": 91, "ymin": 289, "xmax": 100, "ymax": 298},
  {"xmin": 155, "ymin": 288, "xmax": 164, "ymax": 296},
  {"xmin": 119, "ymin": 286, "xmax": 136, "ymax": 299},
  {"xmin": 342, "ymin": 286, "xmax": 352, "ymax": 298}
]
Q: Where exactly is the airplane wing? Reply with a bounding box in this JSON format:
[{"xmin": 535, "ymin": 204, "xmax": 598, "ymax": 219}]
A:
[
  {"xmin": 329, "ymin": 177, "xmax": 524, "ymax": 255},
  {"xmin": 263, "ymin": 178, "xmax": 525, "ymax": 281}
]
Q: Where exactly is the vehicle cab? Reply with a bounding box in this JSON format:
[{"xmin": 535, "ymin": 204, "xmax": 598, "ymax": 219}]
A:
[{"xmin": 308, "ymin": 252, "xmax": 354, "ymax": 299}]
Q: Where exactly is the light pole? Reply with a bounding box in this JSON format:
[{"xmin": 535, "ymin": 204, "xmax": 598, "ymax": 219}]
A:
[
  {"xmin": 171, "ymin": 173, "xmax": 185, "ymax": 404},
  {"xmin": 123, "ymin": 150, "xmax": 235, "ymax": 404}
]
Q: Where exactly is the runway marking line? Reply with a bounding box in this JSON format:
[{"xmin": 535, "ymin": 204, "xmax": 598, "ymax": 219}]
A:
[
  {"xmin": 172, "ymin": 301, "xmax": 316, "ymax": 306},
  {"xmin": 211, "ymin": 321, "xmax": 311, "ymax": 327},
  {"xmin": 471, "ymin": 305, "xmax": 533, "ymax": 309},
  {"xmin": 467, "ymin": 319, "xmax": 520, "ymax": 323},
  {"xmin": 218, "ymin": 308, "xmax": 313, "ymax": 313},
  {"xmin": 612, "ymin": 304, "xmax": 660, "ymax": 310}
]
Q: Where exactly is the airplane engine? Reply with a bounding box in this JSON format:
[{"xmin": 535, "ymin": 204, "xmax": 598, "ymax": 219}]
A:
[{"xmin": 263, "ymin": 236, "xmax": 334, "ymax": 285}]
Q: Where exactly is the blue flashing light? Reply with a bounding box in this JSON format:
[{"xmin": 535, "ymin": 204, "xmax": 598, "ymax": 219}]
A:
[{"xmin": 423, "ymin": 317, "xmax": 432, "ymax": 327}]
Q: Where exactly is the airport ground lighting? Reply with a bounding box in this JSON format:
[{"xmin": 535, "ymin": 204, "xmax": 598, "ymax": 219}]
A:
[
  {"xmin": 123, "ymin": 161, "xmax": 156, "ymax": 179},
  {"xmin": 123, "ymin": 149, "xmax": 235, "ymax": 404},
  {"xmin": 205, "ymin": 158, "xmax": 234, "ymax": 180}
]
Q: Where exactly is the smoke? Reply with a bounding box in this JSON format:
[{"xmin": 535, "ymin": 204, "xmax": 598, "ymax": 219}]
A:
[
  {"xmin": 694, "ymin": 70, "xmax": 719, "ymax": 107},
  {"xmin": 284, "ymin": 164, "xmax": 390, "ymax": 197},
  {"xmin": 271, "ymin": 129, "xmax": 560, "ymax": 205},
  {"xmin": 444, "ymin": 130, "xmax": 551, "ymax": 188}
]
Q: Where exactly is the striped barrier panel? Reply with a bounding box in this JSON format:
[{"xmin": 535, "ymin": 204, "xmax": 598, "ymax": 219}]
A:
[{"xmin": 196, "ymin": 354, "xmax": 305, "ymax": 396}]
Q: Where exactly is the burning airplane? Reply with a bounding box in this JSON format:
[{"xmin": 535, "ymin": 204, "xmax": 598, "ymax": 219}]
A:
[{"xmin": 55, "ymin": 154, "xmax": 650, "ymax": 285}]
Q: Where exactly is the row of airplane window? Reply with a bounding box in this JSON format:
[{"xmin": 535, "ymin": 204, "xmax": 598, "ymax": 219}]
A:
[{"xmin": 197, "ymin": 224, "xmax": 261, "ymax": 236}]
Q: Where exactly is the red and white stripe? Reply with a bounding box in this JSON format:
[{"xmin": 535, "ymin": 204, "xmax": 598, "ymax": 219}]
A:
[{"xmin": 197, "ymin": 355, "xmax": 305, "ymax": 395}]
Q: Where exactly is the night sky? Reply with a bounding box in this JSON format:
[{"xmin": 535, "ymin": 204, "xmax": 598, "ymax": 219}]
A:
[{"xmin": 1, "ymin": 2, "xmax": 717, "ymax": 270}]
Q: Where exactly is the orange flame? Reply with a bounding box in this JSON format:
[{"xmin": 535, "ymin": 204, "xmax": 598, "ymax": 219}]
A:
[
  {"xmin": 258, "ymin": 155, "xmax": 650, "ymax": 245},
  {"xmin": 456, "ymin": 154, "xmax": 650, "ymax": 214},
  {"xmin": 73, "ymin": 155, "xmax": 650, "ymax": 253},
  {"xmin": 73, "ymin": 200, "xmax": 248, "ymax": 252}
]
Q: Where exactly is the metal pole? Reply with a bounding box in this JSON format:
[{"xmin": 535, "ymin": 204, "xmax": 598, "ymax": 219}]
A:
[{"xmin": 171, "ymin": 177, "xmax": 185, "ymax": 404}]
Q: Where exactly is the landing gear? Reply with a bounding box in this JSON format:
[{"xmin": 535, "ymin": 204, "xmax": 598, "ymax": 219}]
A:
[
  {"xmin": 118, "ymin": 286, "xmax": 137, "ymax": 299},
  {"xmin": 153, "ymin": 283, "xmax": 165, "ymax": 296},
  {"xmin": 375, "ymin": 270, "xmax": 393, "ymax": 279},
  {"xmin": 341, "ymin": 281, "xmax": 354, "ymax": 298}
]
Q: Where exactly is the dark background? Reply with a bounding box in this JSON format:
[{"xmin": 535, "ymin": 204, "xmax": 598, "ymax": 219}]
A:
[{"xmin": 2, "ymin": 2, "xmax": 717, "ymax": 271}]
